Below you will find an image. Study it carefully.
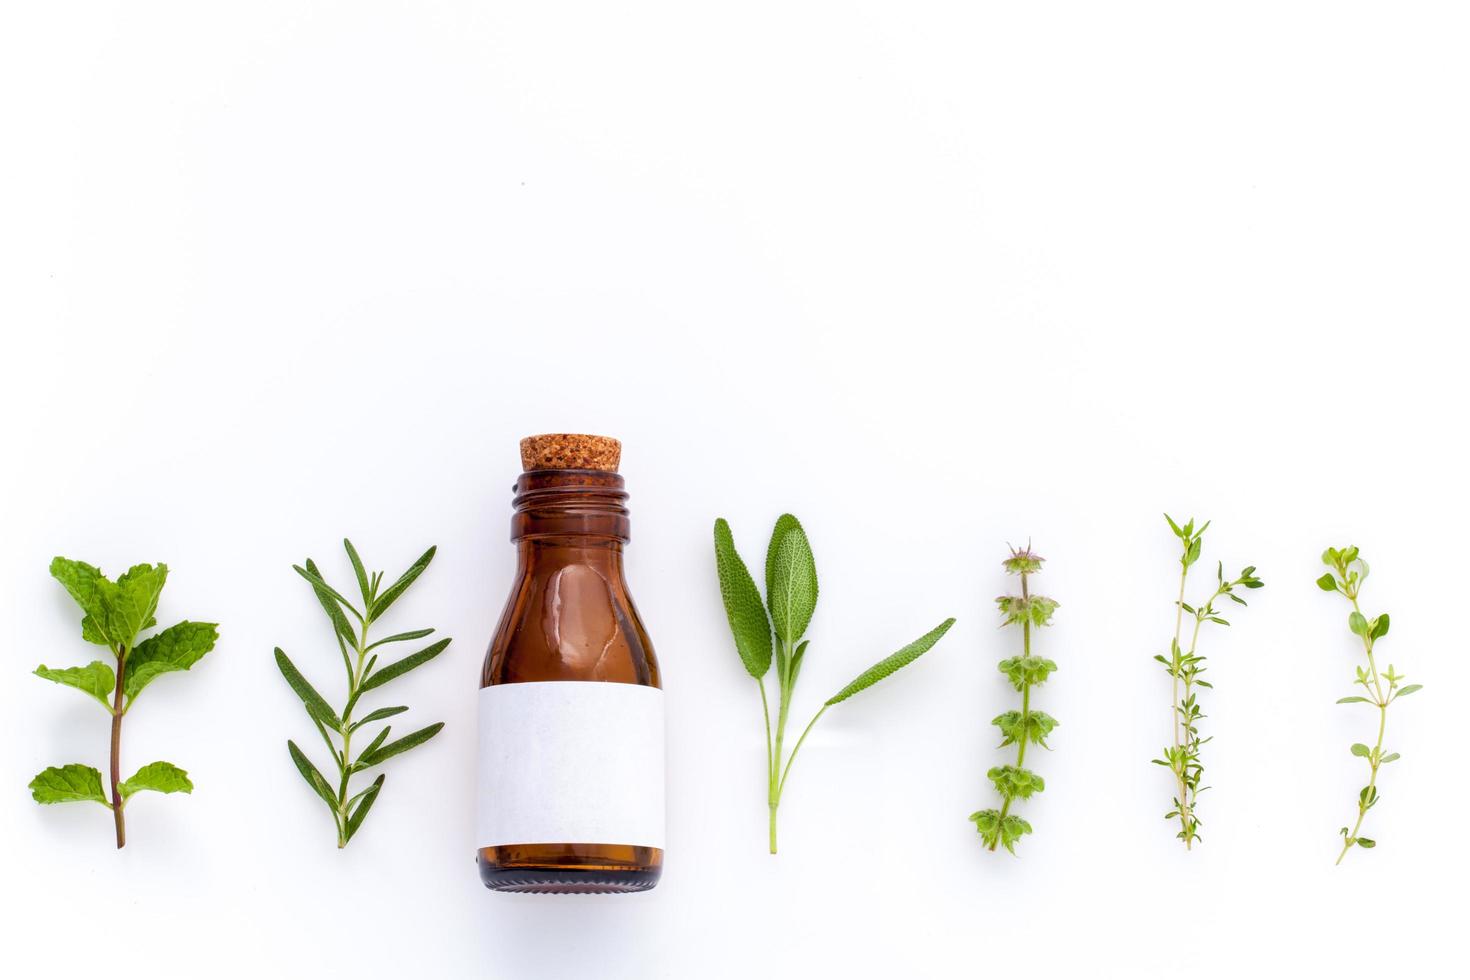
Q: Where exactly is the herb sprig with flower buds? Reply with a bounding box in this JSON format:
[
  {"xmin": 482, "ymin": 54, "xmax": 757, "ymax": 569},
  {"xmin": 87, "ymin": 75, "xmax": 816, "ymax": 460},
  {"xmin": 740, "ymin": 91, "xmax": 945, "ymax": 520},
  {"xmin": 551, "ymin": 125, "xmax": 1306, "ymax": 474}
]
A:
[
  {"xmin": 1318, "ymin": 546, "xmax": 1421, "ymax": 864},
  {"xmin": 1151, "ymin": 515, "xmax": 1263, "ymax": 849},
  {"xmin": 970, "ymin": 544, "xmax": 1058, "ymax": 854}
]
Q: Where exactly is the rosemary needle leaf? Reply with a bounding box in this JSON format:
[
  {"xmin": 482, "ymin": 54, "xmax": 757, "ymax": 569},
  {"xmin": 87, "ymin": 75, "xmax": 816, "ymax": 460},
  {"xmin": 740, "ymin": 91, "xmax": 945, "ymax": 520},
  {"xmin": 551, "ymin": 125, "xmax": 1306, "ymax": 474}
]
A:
[
  {"xmin": 359, "ymin": 638, "xmax": 452, "ymax": 692},
  {"xmin": 365, "ymin": 628, "xmax": 436, "ymax": 652},
  {"xmin": 288, "ymin": 740, "xmax": 338, "ymax": 810},
  {"xmin": 343, "ymin": 539, "xmax": 372, "ymax": 607},
  {"xmin": 369, "ymin": 546, "xmax": 437, "ymax": 623},
  {"xmin": 275, "ymin": 647, "xmax": 343, "ymax": 730},
  {"xmin": 356, "ymin": 723, "xmax": 445, "ymax": 768},
  {"xmin": 345, "ymin": 774, "xmax": 386, "ymax": 842}
]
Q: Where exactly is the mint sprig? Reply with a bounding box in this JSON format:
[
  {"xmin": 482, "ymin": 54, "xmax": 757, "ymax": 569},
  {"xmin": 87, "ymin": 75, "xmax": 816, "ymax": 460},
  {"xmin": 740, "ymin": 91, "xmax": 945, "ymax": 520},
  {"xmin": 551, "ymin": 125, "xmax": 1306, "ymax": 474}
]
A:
[
  {"xmin": 1319, "ymin": 546, "xmax": 1419, "ymax": 863},
  {"xmin": 276, "ymin": 540, "xmax": 448, "ymax": 848},
  {"xmin": 713, "ymin": 514, "xmax": 955, "ymax": 854},
  {"xmin": 31, "ymin": 558, "xmax": 217, "ymax": 848}
]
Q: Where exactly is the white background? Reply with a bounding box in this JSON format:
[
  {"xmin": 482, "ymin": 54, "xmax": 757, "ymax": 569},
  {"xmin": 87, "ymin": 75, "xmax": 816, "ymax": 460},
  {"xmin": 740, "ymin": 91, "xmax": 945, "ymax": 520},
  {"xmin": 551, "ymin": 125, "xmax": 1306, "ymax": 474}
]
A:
[{"xmin": 3, "ymin": 3, "xmax": 1466, "ymax": 978}]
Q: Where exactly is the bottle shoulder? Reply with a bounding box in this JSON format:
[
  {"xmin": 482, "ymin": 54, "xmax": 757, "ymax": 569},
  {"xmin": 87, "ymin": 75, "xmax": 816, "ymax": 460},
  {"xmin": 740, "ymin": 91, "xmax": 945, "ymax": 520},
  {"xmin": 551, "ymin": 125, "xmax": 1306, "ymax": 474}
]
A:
[{"xmin": 483, "ymin": 561, "xmax": 659, "ymax": 687}]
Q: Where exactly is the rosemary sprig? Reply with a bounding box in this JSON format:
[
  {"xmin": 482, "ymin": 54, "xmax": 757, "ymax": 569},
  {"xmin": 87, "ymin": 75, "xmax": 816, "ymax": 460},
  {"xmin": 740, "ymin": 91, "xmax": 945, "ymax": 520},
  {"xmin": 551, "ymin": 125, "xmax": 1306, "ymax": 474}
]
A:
[
  {"xmin": 1318, "ymin": 546, "xmax": 1421, "ymax": 864},
  {"xmin": 1151, "ymin": 515, "xmax": 1262, "ymax": 849},
  {"xmin": 970, "ymin": 544, "xmax": 1058, "ymax": 855},
  {"xmin": 276, "ymin": 540, "xmax": 448, "ymax": 848}
]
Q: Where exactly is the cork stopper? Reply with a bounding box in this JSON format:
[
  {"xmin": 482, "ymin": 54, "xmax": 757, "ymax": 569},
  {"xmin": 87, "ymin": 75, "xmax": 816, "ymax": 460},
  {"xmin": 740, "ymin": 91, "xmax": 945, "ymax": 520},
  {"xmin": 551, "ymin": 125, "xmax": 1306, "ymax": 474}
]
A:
[{"xmin": 519, "ymin": 433, "xmax": 622, "ymax": 473}]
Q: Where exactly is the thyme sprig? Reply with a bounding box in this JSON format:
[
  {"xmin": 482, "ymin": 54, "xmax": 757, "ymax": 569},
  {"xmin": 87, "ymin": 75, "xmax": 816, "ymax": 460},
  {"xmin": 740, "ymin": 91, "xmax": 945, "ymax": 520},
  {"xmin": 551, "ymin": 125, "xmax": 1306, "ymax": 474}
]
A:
[
  {"xmin": 1151, "ymin": 515, "xmax": 1262, "ymax": 849},
  {"xmin": 970, "ymin": 544, "xmax": 1058, "ymax": 854},
  {"xmin": 1318, "ymin": 546, "xmax": 1421, "ymax": 864}
]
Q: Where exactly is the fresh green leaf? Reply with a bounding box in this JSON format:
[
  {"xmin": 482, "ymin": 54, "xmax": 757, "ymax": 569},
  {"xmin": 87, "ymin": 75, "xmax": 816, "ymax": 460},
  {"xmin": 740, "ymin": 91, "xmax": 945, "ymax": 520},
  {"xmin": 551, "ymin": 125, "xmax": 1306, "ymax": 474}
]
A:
[
  {"xmin": 1351, "ymin": 743, "xmax": 1372, "ymax": 758},
  {"xmin": 1348, "ymin": 611, "xmax": 1368, "ymax": 637},
  {"xmin": 356, "ymin": 723, "xmax": 444, "ymax": 767},
  {"xmin": 1394, "ymin": 684, "xmax": 1422, "ymax": 698},
  {"xmin": 1316, "ymin": 573, "xmax": 1338, "ymax": 592},
  {"xmin": 1337, "ymin": 696, "xmax": 1371, "ymax": 704},
  {"xmin": 344, "ymin": 538, "xmax": 372, "ymax": 606},
  {"xmin": 1370, "ymin": 613, "xmax": 1390, "ymax": 639},
  {"xmin": 294, "ymin": 562, "xmax": 362, "ymax": 622},
  {"xmin": 30, "ymin": 764, "xmax": 109, "ymax": 806},
  {"xmin": 345, "ymin": 774, "xmax": 385, "ymax": 841},
  {"xmin": 369, "ymin": 546, "xmax": 436, "ymax": 622},
  {"xmin": 712, "ymin": 519, "xmax": 773, "ymax": 679},
  {"xmin": 304, "ymin": 558, "xmax": 357, "ymax": 643},
  {"xmin": 275, "ymin": 647, "xmax": 342, "ymax": 730},
  {"xmin": 825, "ymin": 618, "xmax": 955, "ymax": 706},
  {"xmin": 119, "ymin": 761, "xmax": 193, "ymax": 799},
  {"xmin": 50, "ymin": 557, "xmax": 113, "ymax": 645},
  {"xmin": 287, "ymin": 740, "xmax": 338, "ymax": 811},
  {"xmin": 124, "ymin": 620, "xmax": 218, "ymax": 700},
  {"xmin": 34, "ymin": 661, "xmax": 115, "ymax": 711},
  {"xmin": 107, "ymin": 564, "xmax": 168, "ymax": 649},
  {"xmin": 365, "ymin": 628, "xmax": 435, "ymax": 652},
  {"xmin": 766, "ymin": 514, "xmax": 818, "ymax": 647},
  {"xmin": 349, "ymin": 706, "xmax": 410, "ymax": 731},
  {"xmin": 359, "ymin": 638, "xmax": 451, "ymax": 692}
]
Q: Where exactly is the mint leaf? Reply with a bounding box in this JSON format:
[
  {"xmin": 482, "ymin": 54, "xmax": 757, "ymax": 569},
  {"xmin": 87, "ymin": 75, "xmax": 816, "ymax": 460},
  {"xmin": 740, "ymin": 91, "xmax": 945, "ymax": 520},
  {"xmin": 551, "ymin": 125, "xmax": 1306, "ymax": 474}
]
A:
[
  {"xmin": 124, "ymin": 620, "xmax": 218, "ymax": 700},
  {"xmin": 104, "ymin": 563, "xmax": 168, "ymax": 650},
  {"xmin": 119, "ymin": 761, "xmax": 193, "ymax": 799},
  {"xmin": 30, "ymin": 764, "xmax": 109, "ymax": 806},
  {"xmin": 766, "ymin": 514, "xmax": 818, "ymax": 647},
  {"xmin": 35, "ymin": 661, "xmax": 116, "ymax": 711},
  {"xmin": 826, "ymin": 618, "xmax": 955, "ymax": 705},
  {"xmin": 50, "ymin": 557, "xmax": 114, "ymax": 646},
  {"xmin": 713, "ymin": 518, "xmax": 773, "ymax": 679}
]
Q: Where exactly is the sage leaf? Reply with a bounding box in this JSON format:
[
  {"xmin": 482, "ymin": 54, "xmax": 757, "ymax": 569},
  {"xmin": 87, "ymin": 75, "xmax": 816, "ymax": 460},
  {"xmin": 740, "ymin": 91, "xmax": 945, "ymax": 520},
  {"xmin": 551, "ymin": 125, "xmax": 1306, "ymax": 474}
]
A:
[
  {"xmin": 766, "ymin": 514, "xmax": 818, "ymax": 647},
  {"xmin": 712, "ymin": 518, "xmax": 773, "ymax": 679},
  {"xmin": 826, "ymin": 618, "xmax": 955, "ymax": 706}
]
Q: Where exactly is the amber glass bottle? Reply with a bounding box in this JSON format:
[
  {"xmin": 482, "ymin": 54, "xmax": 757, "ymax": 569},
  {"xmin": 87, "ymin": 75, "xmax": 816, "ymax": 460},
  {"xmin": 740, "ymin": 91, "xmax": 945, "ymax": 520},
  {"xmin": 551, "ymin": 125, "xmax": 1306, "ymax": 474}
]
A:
[{"xmin": 476, "ymin": 434, "xmax": 664, "ymax": 894}]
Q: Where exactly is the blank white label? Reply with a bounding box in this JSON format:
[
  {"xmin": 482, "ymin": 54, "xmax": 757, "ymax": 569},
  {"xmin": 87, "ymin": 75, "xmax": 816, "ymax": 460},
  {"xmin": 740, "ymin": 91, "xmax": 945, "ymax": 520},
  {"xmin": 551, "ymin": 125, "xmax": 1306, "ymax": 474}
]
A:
[{"xmin": 476, "ymin": 681, "xmax": 665, "ymax": 849}]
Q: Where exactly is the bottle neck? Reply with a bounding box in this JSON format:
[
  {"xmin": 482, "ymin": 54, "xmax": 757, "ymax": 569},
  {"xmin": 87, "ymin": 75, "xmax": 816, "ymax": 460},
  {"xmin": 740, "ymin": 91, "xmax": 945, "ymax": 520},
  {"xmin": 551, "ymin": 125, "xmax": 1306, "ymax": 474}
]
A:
[{"xmin": 510, "ymin": 469, "xmax": 630, "ymax": 547}]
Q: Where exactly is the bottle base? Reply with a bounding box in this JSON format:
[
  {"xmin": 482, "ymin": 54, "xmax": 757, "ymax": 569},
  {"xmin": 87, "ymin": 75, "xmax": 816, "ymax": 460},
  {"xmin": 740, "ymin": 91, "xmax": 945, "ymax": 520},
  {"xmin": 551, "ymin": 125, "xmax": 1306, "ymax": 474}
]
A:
[
  {"xmin": 478, "ymin": 864, "xmax": 661, "ymax": 894},
  {"xmin": 477, "ymin": 844, "xmax": 662, "ymax": 894}
]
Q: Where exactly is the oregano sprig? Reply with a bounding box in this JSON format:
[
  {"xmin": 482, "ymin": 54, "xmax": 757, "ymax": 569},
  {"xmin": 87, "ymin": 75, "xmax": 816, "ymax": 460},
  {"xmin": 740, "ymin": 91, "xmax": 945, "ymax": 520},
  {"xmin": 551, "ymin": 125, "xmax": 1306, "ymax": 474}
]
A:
[
  {"xmin": 31, "ymin": 558, "xmax": 218, "ymax": 848},
  {"xmin": 713, "ymin": 514, "xmax": 955, "ymax": 854},
  {"xmin": 1318, "ymin": 546, "xmax": 1420, "ymax": 863},
  {"xmin": 971, "ymin": 544, "xmax": 1058, "ymax": 854},
  {"xmin": 276, "ymin": 540, "xmax": 448, "ymax": 848},
  {"xmin": 1150, "ymin": 515, "xmax": 1263, "ymax": 849}
]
